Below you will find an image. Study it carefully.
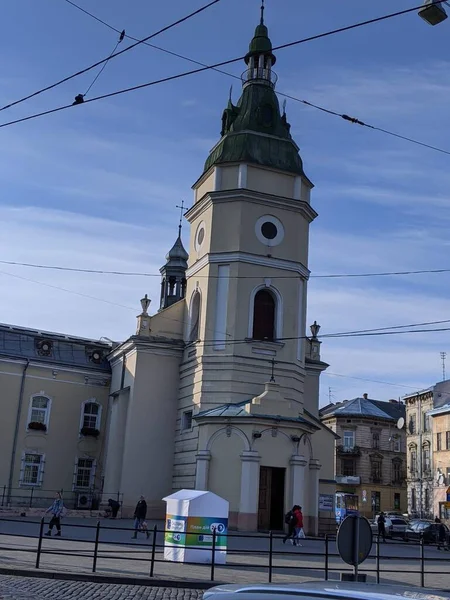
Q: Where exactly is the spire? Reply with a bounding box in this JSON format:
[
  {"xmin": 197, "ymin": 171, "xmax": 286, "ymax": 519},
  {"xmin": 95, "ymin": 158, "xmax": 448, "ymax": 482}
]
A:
[
  {"xmin": 260, "ymin": 0, "xmax": 265, "ymax": 25},
  {"xmin": 159, "ymin": 205, "xmax": 189, "ymax": 311}
]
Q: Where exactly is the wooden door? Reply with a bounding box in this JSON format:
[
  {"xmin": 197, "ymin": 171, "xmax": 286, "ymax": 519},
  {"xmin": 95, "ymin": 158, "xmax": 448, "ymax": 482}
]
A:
[{"xmin": 258, "ymin": 466, "xmax": 272, "ymax": 530}]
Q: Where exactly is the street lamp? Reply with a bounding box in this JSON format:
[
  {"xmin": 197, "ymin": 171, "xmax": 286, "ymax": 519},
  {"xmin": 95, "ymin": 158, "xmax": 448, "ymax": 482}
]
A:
[{"xmin": 419, "ymin": 0, "xmax": 448, "ymax": 26}]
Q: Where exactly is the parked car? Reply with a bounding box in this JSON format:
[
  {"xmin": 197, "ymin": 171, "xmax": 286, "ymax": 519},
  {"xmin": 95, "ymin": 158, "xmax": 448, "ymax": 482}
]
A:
[
  {"xmin": 204, "ymin": 582, "xmax": 450, "ymax": 600},
  {"xmin": 370, "ymin": 515, "xmax": 408, "ymax": 539},
  {"xmin": 404, "ymin": 519, "xmax": 449, "ymax": 544}
]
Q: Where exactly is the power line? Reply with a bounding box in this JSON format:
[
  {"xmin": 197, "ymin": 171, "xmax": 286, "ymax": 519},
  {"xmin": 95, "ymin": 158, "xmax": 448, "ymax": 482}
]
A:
[
  {"xmin": 3, "ymin": 258, "xmax": 450, "ymax": 280},
  {"xmin": 2, "ymin": 1, "xmax": 450, "ymax": 159},
  {"xmin": 52, "ymin": 0, "xmax": 450, "ymax": 158},
  {"xmin": 0, "ymin": 0, "xmax": 221, "ymax": 112},
  {"xmin": 323, "ymin": 372, "xmax": 419, "ymax": 390}
]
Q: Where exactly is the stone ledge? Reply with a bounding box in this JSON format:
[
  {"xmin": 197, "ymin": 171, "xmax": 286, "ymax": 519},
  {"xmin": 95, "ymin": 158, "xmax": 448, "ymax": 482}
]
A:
[{"xmin": 0, "ymin": 567, "xmax": 216, "ymax": 590}]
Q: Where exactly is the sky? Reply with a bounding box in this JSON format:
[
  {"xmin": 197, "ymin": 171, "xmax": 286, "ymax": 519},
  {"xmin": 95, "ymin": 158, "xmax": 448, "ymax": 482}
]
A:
[{"xmin": 1, "ymin": 0, "xmax": 450, "ymax": 405}]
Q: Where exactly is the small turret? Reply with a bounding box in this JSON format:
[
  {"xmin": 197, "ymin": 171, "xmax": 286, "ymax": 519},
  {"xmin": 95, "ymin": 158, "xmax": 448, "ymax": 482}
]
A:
[{"xmin": 159, "ymin": 230, "xmax": 188, "ymax": 311}]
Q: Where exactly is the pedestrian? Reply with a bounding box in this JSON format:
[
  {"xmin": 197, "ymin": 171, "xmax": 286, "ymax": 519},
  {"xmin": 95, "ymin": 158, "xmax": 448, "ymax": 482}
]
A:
[
  {"xmin": 132, "ymin": 495, "xmax": 148, "ymax": 539},
  {"xmin": 435, "ymin": 516, "xmax": 441, "ymax": 523},
  {"xmin": 293, "ymin": 505, "xmax": 305, "ymax": 547},
  {"xmin": 437, "ymin": 522, "xmax": 447, "ymax": 550},
  {"xmin": 282, "ymin": 506, "xmax": 296, "ymax": 545},
  {"xmin": 377, "ymin": 512, "xmax": 386, "ymax": 542},
  {"xmin": 108, "ymin": 498, "xmax": 120, "ymax": 519},
  {"xmin": 45, "ymin": 492, "xmax": 65, "ymax": 537}
]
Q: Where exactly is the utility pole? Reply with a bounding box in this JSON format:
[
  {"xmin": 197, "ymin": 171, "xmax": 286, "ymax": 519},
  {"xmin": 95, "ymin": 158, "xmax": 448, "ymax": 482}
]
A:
[{"xmin": 441, "ymin": 352, "xmax": 447, "ymax": 381}]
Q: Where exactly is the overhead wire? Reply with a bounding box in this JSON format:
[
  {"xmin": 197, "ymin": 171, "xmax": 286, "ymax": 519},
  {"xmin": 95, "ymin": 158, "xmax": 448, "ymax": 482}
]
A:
[
  {"xmin": 1, "ymin": 0, "xmax": 450, "ymax": 159},
  {"xmin": 0, "ymin": 0, "xmax": 221, "ymax": 112},
  {"xmin": 2, "ymin": 258, "xmax": 450, "ymax": 280}
]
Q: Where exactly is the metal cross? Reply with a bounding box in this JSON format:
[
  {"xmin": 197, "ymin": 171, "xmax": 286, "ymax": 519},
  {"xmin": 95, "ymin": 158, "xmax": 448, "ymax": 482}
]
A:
[
  {"xmin": 175, "ymin": 200, "xmax": 185, "ymax": 237},
  {"xmin": 260, "ymin": 0, "xmax": 265, "ymax": 24},
  {"xmin": 270, "ymin": 357, "xmax": 276, "ymax": 382}
]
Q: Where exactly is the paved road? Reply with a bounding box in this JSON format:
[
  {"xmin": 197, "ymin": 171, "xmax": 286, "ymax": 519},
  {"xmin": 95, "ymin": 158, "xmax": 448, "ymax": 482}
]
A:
[
  {"xmin": 0, "ymin": 575, "xmax": 203, "ymax": 600},
  {"xmin": 0, "ymin": 517, "xmax": 449, "ymax": 589}
]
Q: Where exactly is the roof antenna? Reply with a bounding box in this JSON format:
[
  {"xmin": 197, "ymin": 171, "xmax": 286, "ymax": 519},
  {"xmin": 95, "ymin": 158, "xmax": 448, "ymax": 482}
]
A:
[
  {"xmin": 270, "ymin": 357, "xmax": 275, "ymax": 383},
  {"xmin": 260, "ymin": 0, "xmax": 265, "ymax": 25}
]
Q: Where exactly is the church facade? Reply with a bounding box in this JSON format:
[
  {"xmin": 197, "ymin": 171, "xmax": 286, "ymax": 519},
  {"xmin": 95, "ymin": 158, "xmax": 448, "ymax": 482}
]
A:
[
  {"xmin": 102, "ymin": 14, "xmax": 336, "ymax": 534},
  {"xmin": 0, "ymin": 12, "xmax": 336, "ymax": 534}
]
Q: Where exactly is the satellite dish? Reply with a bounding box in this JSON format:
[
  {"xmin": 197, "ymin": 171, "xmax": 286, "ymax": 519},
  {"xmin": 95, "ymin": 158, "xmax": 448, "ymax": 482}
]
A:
[{"xmin": 397, "ymin": 417, "xmax": 405, "ymax": 430}]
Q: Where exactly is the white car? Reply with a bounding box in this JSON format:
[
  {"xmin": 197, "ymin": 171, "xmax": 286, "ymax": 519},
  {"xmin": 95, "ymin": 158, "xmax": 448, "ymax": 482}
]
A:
[
  {"xmin": 370, "ymin": 515, "xmax": 408, "ymax": 539},
  {"xmin": 204, "ymin": 582, "xmax": 450, "ymax": 600}
]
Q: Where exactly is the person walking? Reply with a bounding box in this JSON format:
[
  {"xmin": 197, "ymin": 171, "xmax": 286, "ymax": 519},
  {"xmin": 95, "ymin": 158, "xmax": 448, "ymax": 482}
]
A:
[
  {"xmin": 132, "ymin": 496, "xmax": 148, "ymax": 539},
  {"xmin": 283, "ymin": 506, "xmax": 296, "ymax": 545},
  {"xmin": 45, "ymin": 492, "xmax": 65, "ymax": 537},
  {"xmin": 293, "ymin": 505, "xmax": 304, "ymax": 547},
  {"xmin": 107, "ymin": 498, "xmax": 120, "ymax": 519},
  {"xmin": 377, "ymin": 512, "xmax": 386, "ymax": 542}
]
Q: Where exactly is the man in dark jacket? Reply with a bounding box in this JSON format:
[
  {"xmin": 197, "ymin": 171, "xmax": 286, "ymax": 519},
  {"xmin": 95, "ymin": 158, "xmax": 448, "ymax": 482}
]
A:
[
  {"xmin": 378, "ymin": 513, "xmax": 386, "ymax": 542},
  {"xmin": 108, "ymin": 498, "xmax": 120, "ymax": 519},
  {"xmin": 132, "ymin": 496, "xmax": 148, "ymax": 539}
]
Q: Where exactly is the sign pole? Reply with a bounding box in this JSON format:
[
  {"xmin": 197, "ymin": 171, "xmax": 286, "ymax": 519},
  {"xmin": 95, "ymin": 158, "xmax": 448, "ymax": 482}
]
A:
[{"xmin": 354, "ymin": 516, "xmax": 360, "ymax": 581}]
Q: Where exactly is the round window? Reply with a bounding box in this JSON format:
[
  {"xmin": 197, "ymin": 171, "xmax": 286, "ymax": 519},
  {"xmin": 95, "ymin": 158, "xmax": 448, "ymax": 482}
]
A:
[
  {"xmin": 255, "ymin": 215, "xmax": 284, "ymax": 247},
  {"xmin": 197, "ymin": 228, "xmax": 205, "ymax": 246},
  {"xmin": 195, "ymin": 222, "xmax": 206, "ymax": 252},
  {"xmin": 261, "ymin": 221, "xmax": 277, "ymax": 240}
]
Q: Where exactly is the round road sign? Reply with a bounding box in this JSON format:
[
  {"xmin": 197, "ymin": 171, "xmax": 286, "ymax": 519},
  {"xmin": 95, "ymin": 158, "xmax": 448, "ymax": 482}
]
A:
[{"xmin": 336, "ymin": 515, "xmax": 373, "ymax": 566}]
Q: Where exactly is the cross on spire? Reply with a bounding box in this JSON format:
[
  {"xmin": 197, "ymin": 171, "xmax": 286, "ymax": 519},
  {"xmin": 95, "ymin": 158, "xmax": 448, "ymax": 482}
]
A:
[
  {"xmin": 175, "ymin": 200, "xmax": 185, "ymax": 237},
  {"xmin": 270, "ymin": 357, "xmax": 275, "ymax": 382},
  {"xmin": 260, "ymin": 0, "xmax": 265, "ymax": 24}
]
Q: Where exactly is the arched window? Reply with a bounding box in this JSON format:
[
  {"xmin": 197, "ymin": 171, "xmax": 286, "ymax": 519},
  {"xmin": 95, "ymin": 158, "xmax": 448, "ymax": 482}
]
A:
[
  {"xmin": 252, "ymin": 289, "xmax": 276, "ymax": 341},
  {"xmin": 189, "ymin": 291, "xmax": 201, "ymax": 342},
  {"xmin": 80, "ymin": 400, "xmax": 102, "ymax": 435},
  {"xmin": 27, "ymin": 394, "xmax": 51, "ymax": 431}
]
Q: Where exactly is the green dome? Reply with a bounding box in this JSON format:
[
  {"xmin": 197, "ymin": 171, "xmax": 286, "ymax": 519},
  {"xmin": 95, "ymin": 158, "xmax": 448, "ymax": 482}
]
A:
[{"xmin": 245, "ymin": 23, "xmax": 276, "ymax": 65}]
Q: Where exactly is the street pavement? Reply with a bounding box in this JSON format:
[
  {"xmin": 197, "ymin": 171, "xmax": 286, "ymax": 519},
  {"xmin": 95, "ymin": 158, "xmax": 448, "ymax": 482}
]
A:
[
  {"xmin": 0, "ymin": 575, "xmax": 203, "ymax": 600},
  {"xmin": 0, "ymin": 517, "xmax": 449, "ymax": 589}
]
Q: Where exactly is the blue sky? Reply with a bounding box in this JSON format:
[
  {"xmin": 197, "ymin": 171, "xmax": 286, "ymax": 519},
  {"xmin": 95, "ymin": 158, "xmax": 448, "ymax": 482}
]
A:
[{"xmin": 2, "ymin": 0, "xmax": 450, "ymax": 405}]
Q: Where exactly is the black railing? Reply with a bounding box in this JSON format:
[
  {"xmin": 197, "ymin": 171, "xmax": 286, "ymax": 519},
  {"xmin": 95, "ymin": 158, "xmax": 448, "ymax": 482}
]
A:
[
  {"xmin": 1, "ymin": 485, "xmax": 123, "ymax": 512},
  {"xmin": 0, "ymin": 517, "xmax": 449, "ymax": 587}
]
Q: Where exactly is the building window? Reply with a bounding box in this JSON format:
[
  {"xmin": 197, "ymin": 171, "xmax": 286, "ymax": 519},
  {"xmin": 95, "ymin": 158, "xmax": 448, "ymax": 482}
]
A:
[
  {"xmin": 393, "ymin": 459, "xmax": 402, "ymax": 483},
  {"xmin": 74, "ymin": 458, "xmax": 95, "ymax": 489},
  {"xmin": 252, "ymin": 289, "xmax": 276, "ymax": 341},
  {"xmin": 27, "ymin": 394, "xmax": 51, "ymax": 431},
  {"xmin": 371, "ymin": 491, "xmax": 381, "ymax": 513},
  {"xmin": 394, "ymin": 437, "xmax": 401, "ymax": 453},
  {"xmin": 182, "ymin": 410, "xmax": 193, "ymax": 431},
  {"xmin": 20, "ymin": 452, "xmax": 44, "ymax": 486},
  {"xmin": 372, "ymin": 432, "xmax": 380, "ymax": 449},
  {"xmin": 394, "ymin": 493, "xmax": 401, "ymax": 511},
  {"xmin": 343, "ymin": 430, "xmax": 355, "ymax": 449},
  {"xmin": 423, "ymin": 444, "xmax": 431, "ymax": 473},
  {"xmin": 446, "ymin": 431, "xmax": 450, "ymax": 450},
  {"xmin": 409, "ymin": 414, "xmax": 416, "ymax": 434},
  {"xmin": 342, "ymin": 459, "xmax": 355, "ymax": 477},
  {"xmin": 424, "ymin": 488, "xmax": 430, "ymax": 513},
  {"xmin": 188, "ymin": 291, "xmax": 201, "ymax": 342},
  {"xmin": 411, "ymin": 488, "xmax": 416, "ymax": 511},
  {"xmin": 371, "ymin": 458, "xmax": 382, "ymax": 483},
  {"xmin": 437, "ymin": 432, "xmax": 442, "ymax": 451},
  {"xmin": 440, "ymin": 502, "xmax": 450, "ymax": 520},
  {"xmin": 423, "ymin": 413, "xmax": 430, "ymax": 432},
  {"xmin": 81, "ymin": 401, "xmax": 101, "ymax": 434},
  {"xmin": 410, "ymin": 448, "xmax": 417, "ymax": 473}
]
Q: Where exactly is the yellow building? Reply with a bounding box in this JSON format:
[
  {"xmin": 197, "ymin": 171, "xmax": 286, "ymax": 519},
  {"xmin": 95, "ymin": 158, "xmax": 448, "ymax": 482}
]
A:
[
  {"xmin": 320, "ymin": 395, "xmax": 407, "ymax": 518},
  {"xmin": 428, "ymin": 403, "xmax": 450, "ymax": 522}
]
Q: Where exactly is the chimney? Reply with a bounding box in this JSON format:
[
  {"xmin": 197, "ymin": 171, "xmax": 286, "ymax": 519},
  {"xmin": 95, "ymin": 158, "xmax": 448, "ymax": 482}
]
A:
[{"xmin": 363, "ymin": 393, "xmax": 368, "ymax": 400}]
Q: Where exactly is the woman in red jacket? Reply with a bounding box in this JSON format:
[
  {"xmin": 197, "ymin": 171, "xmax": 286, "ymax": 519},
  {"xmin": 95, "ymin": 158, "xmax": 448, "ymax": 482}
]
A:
[{"xmin": 293, "ymin": 505, "xmax": 304, "ymax": 546}]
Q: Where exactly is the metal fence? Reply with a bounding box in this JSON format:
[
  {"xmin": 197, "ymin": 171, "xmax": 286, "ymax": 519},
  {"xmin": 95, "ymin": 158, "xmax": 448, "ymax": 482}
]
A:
[
  {"xmin": 0, "ymin": 517, "xmax": 449, "ymax": 587},
  {"xmin": 0, "ymin": 486, "xmax": 124, "ymax": 511}
]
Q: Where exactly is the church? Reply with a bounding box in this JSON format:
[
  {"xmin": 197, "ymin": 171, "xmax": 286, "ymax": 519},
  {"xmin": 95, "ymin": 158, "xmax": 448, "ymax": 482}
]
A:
[{"xmin": 0, "ymin": 9, "xmax": 337, "ymax": 534}]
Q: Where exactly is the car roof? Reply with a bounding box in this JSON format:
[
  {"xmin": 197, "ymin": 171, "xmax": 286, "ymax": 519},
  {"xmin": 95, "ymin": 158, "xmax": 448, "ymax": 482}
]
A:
[{"xmin": 204, "ymin": 582, "xmax": 450, "ymax": 600}]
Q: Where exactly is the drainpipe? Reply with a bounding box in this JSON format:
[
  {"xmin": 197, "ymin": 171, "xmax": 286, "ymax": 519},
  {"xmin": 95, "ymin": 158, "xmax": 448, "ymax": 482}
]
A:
[{"xmin": 7, "ymin": 359, "xmax": 30, "ymax": 504}]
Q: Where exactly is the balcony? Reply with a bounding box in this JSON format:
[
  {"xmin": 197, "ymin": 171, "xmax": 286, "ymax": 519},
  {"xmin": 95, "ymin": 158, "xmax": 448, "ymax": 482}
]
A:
[
  {"xmin": 337, "ymin": 445, "xmax": 361, "ymax": 457},
  {"xmin": 336, "ymin": 476, "xmax": 361, "ymax": 485},
  {"xmin": 241, "ymin": 67, "xmax": 278, "ymax": 89}
]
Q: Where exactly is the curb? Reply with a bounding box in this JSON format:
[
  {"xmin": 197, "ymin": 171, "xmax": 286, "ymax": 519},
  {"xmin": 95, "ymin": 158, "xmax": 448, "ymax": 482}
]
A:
[{"xmin": 0, "ymin": 567, "xmax": 217, "ymax": 590}]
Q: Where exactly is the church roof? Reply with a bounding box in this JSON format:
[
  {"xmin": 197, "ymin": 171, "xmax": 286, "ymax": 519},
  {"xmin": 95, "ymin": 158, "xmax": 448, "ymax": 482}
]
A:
[
  {"xmin": 195, "ymin": 399, "xmax": 319, "ymax": 428},
  {"xmin": 165, "ymin": 235, "xmax": 188, "ymax": 264},
  {"xmin": 320, "ymin": 397, "xmax": 405, "ymax": 422},
  {"xmin": 203, "ymin": 14, "xmax": 308, "ymax": 180}
]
